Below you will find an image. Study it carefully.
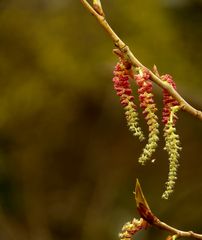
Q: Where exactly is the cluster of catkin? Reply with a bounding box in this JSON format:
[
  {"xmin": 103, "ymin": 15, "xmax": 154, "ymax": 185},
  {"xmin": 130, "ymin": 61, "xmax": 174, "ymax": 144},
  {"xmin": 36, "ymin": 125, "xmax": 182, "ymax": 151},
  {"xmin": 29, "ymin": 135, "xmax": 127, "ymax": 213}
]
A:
[
  {"xmin": 112, "ymin": 58, "xmax": 181, "ymax": 199},
  {"xmin": 119, "ymin": 218, "xmax": 146, "ymax": 240}
]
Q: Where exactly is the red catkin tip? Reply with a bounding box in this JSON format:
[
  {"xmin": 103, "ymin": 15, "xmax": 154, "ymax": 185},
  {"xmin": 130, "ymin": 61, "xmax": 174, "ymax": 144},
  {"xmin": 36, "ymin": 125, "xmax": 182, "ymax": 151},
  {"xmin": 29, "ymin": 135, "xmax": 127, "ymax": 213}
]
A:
[
  {"xmin": 113, "ymin": 59, "xmax": 135, "ymax": 107},
  {"xmin": 162, "ymin": 74, "xmax": 179, "ymax": 124},
  {"xmin": 112, "ymin": 59, "xmax": 144, "ymax": 141}
]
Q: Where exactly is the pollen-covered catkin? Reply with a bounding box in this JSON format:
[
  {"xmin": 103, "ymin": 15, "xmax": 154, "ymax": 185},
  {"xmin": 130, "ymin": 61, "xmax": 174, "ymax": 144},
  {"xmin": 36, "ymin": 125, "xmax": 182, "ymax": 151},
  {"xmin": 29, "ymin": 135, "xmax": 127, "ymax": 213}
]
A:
[
  {"xmin": 119, "ymin": 218, "xmax": 144, "ymax": 240},
  {"xmin": 113, "ymin": 59, "xmax": 144, "ymax": 141},
  {"xmin": 135, "ymin": 68, "xmax": 159, "ymax": 165},
  {"xmin": 161, "ymin": 74, "xmax": 181, "ymax": 199}
]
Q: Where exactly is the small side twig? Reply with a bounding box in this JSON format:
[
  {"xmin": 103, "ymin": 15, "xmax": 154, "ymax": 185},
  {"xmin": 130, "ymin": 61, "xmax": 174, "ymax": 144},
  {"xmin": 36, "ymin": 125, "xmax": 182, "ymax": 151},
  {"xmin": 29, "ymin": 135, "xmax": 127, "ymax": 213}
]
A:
[
  {"xmin": 135, "ymin": 179, "xmax": 202, "ymax": 240},
  {"xmin": 80, "ymin": 0, "xmax": 202, "ymax": 121}
]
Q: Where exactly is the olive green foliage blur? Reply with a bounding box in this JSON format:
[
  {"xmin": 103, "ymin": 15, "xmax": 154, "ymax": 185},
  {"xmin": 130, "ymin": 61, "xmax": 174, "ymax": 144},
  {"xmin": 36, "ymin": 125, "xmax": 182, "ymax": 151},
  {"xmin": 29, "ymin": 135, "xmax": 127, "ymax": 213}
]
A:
[{"xmin": 0, "ymin": 0, "xmax": 201, "ymax": 240}]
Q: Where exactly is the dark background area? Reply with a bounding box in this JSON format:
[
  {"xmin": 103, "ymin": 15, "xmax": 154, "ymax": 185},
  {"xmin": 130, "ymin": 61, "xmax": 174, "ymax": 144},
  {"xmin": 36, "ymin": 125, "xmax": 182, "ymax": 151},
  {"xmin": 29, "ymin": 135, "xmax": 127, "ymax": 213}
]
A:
[{"xmin": 0, "ymin": 0, "xmax": 201, "ymax": 239}]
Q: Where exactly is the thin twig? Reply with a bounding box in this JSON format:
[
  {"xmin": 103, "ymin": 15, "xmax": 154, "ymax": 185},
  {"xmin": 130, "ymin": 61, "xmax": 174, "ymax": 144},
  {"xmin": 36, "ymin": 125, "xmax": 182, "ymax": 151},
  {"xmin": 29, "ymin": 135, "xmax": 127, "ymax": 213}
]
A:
[
  {"xmin": 80, "ymin": 0, "xmax": 202, "ymax": 121},
  {"xmin": 135, "ymin": 180, "xmax": 202, "ymax": 240}
]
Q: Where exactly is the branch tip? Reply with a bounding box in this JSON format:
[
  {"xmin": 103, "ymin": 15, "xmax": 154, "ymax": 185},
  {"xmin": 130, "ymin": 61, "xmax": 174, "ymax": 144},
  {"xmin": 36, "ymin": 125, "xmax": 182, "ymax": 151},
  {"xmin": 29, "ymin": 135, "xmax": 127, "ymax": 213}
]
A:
[{"xmin": 93, "ymin": 0, "xmax": 105, "ymax": 16}]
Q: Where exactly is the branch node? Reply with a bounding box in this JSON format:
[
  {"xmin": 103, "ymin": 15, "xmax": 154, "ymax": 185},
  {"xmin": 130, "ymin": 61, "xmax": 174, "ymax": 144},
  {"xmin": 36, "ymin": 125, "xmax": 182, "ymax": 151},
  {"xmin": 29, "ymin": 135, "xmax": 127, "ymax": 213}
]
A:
[{"xmin": 113, "ymin": 48, "xmax": 123, "ymax": 58}]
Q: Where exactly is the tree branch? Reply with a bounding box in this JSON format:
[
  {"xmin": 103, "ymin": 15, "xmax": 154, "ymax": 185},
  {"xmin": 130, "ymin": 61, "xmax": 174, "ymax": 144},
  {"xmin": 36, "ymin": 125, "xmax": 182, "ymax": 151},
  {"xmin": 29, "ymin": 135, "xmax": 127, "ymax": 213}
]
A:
[
  {"xmin": 80, "ymin": 0, "xmax": 202, "ymax": 121},
  {"xmin": 135, "ymin": 179, "xmax": 202, "ymax": 240}
]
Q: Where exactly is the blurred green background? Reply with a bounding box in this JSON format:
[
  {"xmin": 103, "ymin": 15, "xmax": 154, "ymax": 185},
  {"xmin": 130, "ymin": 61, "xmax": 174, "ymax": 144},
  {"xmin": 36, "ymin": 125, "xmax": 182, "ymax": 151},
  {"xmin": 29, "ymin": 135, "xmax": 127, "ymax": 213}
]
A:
[{"xmin": 0, "ymin": 0, "xmax": 201, "ymax": 239}]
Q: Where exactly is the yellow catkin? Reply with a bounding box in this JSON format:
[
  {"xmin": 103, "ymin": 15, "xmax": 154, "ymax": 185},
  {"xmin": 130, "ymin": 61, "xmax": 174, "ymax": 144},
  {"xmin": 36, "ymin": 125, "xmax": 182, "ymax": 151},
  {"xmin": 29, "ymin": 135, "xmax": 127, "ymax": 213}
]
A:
[
  {"xmin": 162, "ymin": 107, "xmax": 182, "ymax": 199},
  {"xmin": 124, "ymin": 100, "xmax": 145, "ymax": 142},
  {"xmin": 119, "ymin": 218, "xmax": 144, "ymax": 240},
  {"xmin": 138, "ymin": 103, "xmax": 159, "ymax": 165}
]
